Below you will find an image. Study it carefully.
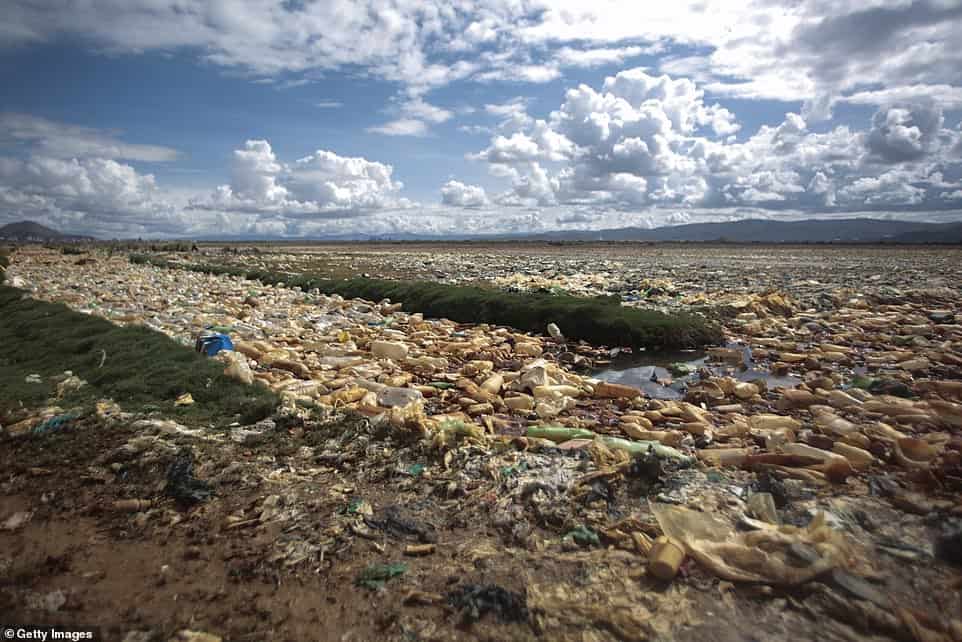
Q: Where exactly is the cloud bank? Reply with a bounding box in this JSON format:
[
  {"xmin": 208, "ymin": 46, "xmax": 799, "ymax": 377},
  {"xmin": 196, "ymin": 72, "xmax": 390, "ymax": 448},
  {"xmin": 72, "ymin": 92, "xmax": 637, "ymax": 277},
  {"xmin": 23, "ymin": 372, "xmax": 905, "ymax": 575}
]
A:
[{"xmin": 1, "ymin": 1, "xmax": 961, "ymax": 236}]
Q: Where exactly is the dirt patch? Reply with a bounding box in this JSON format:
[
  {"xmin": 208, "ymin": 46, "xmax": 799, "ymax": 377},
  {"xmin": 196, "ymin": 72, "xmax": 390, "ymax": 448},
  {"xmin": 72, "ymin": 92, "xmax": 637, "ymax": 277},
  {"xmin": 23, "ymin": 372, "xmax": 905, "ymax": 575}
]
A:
[{"xmin": 0, "ymin": 415, "xmax": 549, "ymax": 641}]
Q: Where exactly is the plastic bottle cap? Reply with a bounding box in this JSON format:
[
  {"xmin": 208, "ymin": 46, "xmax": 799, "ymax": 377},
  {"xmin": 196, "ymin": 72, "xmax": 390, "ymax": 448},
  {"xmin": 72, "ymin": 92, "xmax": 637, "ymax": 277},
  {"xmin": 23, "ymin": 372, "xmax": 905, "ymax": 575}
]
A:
[{"xmin": 649, "ymin": 535, "xmax": 686, "ymax": 580}]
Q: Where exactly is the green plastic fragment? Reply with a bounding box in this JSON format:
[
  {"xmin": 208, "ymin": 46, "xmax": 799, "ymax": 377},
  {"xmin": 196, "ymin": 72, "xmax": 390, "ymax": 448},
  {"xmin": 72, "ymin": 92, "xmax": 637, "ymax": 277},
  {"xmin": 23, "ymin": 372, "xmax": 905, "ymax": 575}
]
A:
[
  {"xmin": 439, "ymin": 419, "xmax": 484, "ymax": 439},
  {"xmin": 428, "ymin": 381, "xmax": 454, "ymax": 390},
  {"xmin": 525, "ymin": 425, "xmax": 595, "ymax": 443},
  {"xmin": 408, "ymin": 463, "xmax": 425, "ymax": 477},
  {"xmin": 32, "ymin": 412, "xmax": 79, "ymax": 436},
  {"xmin": 564, "ymin": 525, "xmax": 600, "ymax": 547},
  {"xmin": 499, "ymin": 461, "xmax": 528, "ymax": 478},
  {"xmin": 355, "ymin": 562, "xmax": 407, "ymax": 589},
  {"xmin": 597, "ymin": 435, "xmax": 693, "ymax": 465},
  {"xmin": 346, "ymin": 498, "xmax": 366, "ymax": 514}
]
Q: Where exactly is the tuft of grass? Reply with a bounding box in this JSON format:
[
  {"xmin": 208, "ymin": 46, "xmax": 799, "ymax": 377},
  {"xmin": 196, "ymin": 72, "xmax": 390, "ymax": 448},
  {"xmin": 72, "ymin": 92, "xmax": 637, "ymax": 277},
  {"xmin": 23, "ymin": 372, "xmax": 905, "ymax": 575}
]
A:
[
  {"xmin": 130, "ymin": 254, "xmax": 722, "ymax": 350},
  {"xmin": 0, "ymin": 285, "xmax": 278, "ymax": 426}
]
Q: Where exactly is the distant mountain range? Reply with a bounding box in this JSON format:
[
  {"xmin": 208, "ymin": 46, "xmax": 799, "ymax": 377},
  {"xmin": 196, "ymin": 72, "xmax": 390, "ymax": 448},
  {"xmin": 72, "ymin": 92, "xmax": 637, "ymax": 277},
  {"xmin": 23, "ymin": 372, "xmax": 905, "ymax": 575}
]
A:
[
  {"xmin": 3, "ymin": 217, "xmax": 962, "ymax": 244},
  {"xmin": 224, "ymin": 217, "xmax": 962, "ymax": 243},
  {"xmin": 0, "ymin": 221, "xmax": 94, "ymax": 242},
  {"xmin": 507, "ymin": 218, "xmax": 962, "ymax": 243}
]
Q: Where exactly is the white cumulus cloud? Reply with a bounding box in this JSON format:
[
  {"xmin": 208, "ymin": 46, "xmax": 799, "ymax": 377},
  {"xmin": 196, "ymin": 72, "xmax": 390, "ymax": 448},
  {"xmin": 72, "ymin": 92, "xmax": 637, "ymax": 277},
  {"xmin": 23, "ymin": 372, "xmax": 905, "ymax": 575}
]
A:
[
  {"xmin": 555, "ymin": 46, "xmax": 647, "ymax": 68},
  {"xmin": 440, "ymin": 180, "xmax": 488, "ymax": 207},
  {"xmin": 866, "ymin": 103, "xmax": 944, "ymax": 163},
  {"xmin": 193, "ymin": 139, "xmax": 411, "ymax": 216},
  {"xmin": 0, "ymin": 155, "xmax": 185, "ymax": 237},
  {"xmin": 465, "ymin": 68, "xmax": 962, "ymax": 214},
  {"xmin": 366, "ymin": 119, "xmax": 429, "ymax": 137},
  {"xmin": 368, "ymin": 97, "xmax": 453, "ymax": 137}
]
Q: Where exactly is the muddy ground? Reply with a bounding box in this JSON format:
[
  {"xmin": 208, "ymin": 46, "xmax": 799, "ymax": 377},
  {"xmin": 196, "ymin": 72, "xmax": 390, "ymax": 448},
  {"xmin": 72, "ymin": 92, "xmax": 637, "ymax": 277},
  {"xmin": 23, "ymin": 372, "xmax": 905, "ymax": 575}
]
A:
[{"xmin": 3, "ymin": 408, "xmax": 959, "ymax": 642}]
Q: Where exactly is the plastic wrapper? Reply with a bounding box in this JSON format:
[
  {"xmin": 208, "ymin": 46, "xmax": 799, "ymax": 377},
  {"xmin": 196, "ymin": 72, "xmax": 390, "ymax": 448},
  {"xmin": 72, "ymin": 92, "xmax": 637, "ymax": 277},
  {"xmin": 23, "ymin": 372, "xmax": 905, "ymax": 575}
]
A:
[{"xmin": 650, "ymin": 503, "xmax": 857, "ymax": 585}]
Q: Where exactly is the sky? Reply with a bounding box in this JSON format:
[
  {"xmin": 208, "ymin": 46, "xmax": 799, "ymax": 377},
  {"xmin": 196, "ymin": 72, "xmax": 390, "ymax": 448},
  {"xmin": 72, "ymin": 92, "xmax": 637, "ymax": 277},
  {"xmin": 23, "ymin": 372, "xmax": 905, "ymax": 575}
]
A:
[{"xmin": 1, "ymin": 0, "xmax": 962, "ymax": 239}]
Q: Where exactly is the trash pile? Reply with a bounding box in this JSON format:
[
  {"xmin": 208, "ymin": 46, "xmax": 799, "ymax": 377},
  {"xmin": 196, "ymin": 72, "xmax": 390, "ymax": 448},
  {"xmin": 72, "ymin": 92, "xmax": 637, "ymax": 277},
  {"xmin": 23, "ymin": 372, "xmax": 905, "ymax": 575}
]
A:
[
  {"xmin": 7, "ymin": 248, "xmax": 680, "ymax": 438},
  {"xmin": 3, "ymin": 245, "xmax": 962, "ymax": 641},
  {"xmin": 178, "ymin": 244, "xmax": 962, "ymax": 316}
]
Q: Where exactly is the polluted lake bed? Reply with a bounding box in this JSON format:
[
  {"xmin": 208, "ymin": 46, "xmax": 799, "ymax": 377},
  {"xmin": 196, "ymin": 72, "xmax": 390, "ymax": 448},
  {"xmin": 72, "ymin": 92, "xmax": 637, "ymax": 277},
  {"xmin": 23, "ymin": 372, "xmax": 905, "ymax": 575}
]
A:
[{"xmin": 1, "ymin": 242, "xmax": 961, "ymax": 642}]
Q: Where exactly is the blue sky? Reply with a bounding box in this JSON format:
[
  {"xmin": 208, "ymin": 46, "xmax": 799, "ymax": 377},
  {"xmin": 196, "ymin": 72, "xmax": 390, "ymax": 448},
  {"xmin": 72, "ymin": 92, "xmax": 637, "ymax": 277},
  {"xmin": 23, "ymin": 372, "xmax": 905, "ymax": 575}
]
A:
[{"xmin": 1, "ymin": 1, "xmax": 961, "ymax": 238}]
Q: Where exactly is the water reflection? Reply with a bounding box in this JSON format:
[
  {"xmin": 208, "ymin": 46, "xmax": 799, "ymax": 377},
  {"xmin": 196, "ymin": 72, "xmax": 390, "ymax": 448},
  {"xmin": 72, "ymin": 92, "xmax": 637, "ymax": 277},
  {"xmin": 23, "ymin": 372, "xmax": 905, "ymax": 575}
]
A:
[{"xmin": 592, "ymin": 345, "xmax": 801, "ymax": 399}]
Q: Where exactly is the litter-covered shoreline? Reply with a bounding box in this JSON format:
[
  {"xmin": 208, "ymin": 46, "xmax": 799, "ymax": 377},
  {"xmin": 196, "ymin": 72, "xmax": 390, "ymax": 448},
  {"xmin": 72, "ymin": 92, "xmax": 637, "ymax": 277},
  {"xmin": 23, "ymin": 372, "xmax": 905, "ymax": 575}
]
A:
[{"xmin": 2, "ymin": 243, "xmax": 961, "ymax": 642}]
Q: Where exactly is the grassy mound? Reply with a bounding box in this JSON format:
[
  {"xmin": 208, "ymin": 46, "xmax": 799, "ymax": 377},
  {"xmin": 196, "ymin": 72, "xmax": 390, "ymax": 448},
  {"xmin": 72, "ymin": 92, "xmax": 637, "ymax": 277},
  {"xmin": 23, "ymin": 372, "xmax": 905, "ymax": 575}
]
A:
[
  {"xmin": 310, "ymin": 278, "xmax": 720, "ymax": 349},
  {"xmin": 131, "ymin": 254, "xmax": 722, "ymax": 349},
  {"xmin": 0, "ymin": 284, "xmax": 277, "ymax": 426}
]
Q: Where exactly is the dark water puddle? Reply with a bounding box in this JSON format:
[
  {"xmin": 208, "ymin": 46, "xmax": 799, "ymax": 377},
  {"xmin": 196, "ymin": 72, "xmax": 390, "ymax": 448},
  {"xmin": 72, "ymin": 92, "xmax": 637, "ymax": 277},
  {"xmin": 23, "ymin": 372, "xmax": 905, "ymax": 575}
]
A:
[
  {"xmin": 592, "ymin": 345, "xmax": 801, "ymax": 398},
  {"xmin": 591, "ymin": 350, "xmax": 706, "ymax": 399}
]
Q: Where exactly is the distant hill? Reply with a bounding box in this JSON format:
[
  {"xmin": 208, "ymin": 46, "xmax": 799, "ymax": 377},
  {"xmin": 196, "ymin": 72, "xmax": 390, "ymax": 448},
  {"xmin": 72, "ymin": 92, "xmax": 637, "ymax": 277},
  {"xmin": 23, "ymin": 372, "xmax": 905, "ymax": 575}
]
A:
[
  {"xmin": 0, "ymin": 221, "xmax": 94, "ymax": 242},
  {"xmin": 506, "ymin": 218, "xmax": 962, "ymax": 244},
  {"xmin": 885, "ymin": 222, "xmax": 962, "ymax": 244},
  {"xmin": 195, "ymin": 217, "xmax": 962, "ymax": 243}
]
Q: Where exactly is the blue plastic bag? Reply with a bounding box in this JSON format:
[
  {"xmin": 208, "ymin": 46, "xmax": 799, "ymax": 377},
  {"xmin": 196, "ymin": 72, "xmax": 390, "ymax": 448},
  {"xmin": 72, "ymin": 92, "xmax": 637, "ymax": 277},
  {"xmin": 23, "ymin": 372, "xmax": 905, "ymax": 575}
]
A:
[{"xmin": 195, "ymin": 331, "xmax": 234, "ymax": 356}]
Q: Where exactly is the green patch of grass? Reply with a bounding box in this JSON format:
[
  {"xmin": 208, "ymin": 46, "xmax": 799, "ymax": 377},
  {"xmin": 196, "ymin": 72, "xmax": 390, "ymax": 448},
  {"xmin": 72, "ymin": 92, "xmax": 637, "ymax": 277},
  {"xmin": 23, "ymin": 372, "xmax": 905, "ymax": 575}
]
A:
[
  {"xmin": 315, "ymin": 277, "xmax": 721, "ymax": 349},
  {"xmin": 0, "ymin": 285, "xmax": 278, "ymax": 426},
  {"xmin": 131, "ymin": 254, "xmax": 722, "ymax": 350}
]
